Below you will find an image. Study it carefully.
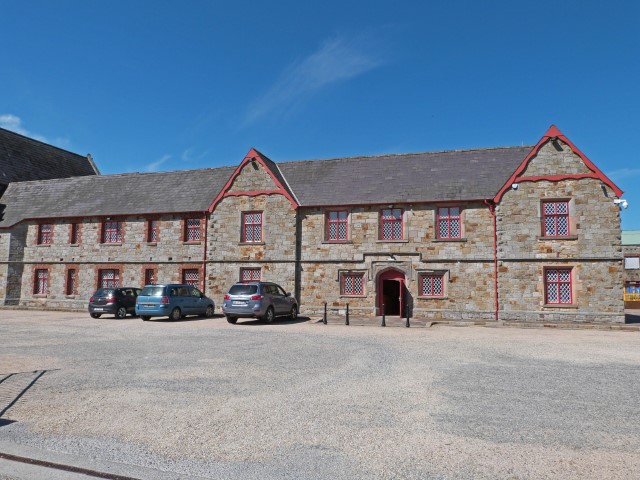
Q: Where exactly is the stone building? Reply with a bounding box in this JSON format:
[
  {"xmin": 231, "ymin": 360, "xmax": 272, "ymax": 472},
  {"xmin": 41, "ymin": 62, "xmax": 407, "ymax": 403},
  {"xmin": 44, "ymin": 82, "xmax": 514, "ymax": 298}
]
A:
[
  {"xmin": 0, "ymin": 125, "xmax": 626, "ymax": 323},
  {"xmin": 623, "ymin": 230, "xmax": 640, "ymax": 308}
]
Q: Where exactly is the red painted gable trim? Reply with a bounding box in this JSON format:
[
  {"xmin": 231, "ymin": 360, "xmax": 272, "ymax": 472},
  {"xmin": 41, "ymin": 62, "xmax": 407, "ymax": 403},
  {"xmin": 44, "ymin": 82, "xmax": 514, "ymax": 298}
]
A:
[
  {"xmin": 515, "ymin": 173, "xmax": 600, "ymax": 183},
  {"xmin": 493, "ymin": 125, "xmax": 623, "ymax": 203},
  {"xmin": 208, "ymin": 148, "xmax": 299, "ymax": 212},
  {"xmin": 223, "ymin": 189, "xmax": 284, "ymax": 198}
]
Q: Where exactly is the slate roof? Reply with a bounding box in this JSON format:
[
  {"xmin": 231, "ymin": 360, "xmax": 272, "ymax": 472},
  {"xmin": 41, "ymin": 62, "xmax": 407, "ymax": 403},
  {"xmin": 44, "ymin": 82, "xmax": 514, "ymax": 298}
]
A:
[
  {"xmin": 0, "ymin": 167, "xmax": 235, "ymax": 227},
  {"xmin": 0, "ymin": 127, "xmax": 98, "ymax": 185},
  {"xmin": 278, "ymin": 146, "xmax": 533, "ymax": 206}
]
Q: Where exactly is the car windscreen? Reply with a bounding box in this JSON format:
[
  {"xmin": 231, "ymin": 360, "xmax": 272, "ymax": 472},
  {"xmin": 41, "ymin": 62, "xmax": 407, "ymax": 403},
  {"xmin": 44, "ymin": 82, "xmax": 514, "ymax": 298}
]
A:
[
  {"xmin": 94, "ymin": 288, "xmax": 114, "ymax": 297},
  {"xmin": 228, "ymin": 284, "xmax": 258, "ymax": 295},
  {"xmin": 140, "ymin": 286, "xmax": 165, "ymax": 297}
]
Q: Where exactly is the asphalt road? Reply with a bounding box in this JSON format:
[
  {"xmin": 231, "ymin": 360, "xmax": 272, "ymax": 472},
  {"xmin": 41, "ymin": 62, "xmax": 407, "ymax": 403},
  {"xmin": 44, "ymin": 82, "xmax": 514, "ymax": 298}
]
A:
[{"xmin": 1, "ymin": 310, "xmax": 639, "ymax": 479}]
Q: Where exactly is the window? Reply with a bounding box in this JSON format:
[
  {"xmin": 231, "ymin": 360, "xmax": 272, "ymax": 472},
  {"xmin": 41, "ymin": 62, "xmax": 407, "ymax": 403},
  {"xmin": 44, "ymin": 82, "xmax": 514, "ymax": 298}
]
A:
[
  {"xmin": 341, "ymin": 273, "xmax": 364, "ymax": 296},
  {"xmin": 182, "ymin": 269, "xmax": 199, "ymax": 287},
  {"xmin": 102, "ymin": 221, "xmax": 122, "ymax": 243},
  {"xmin": 70, "ymin": 223, "xmax": 79, "ymax": 244},
  {"xmin": 437, "ymin": 207, "xmax": 461, "ymax": 239},
  {"xmin": 380, "ymin": 208, "xmax": 403, "ymax": 240},
  {"xmin": 242, "ymin": 212, "xmax": 263, "ymax": 243},
  {"xmin": 326, "ymin": 210, "xmax": 348, "ymax": 241},
  {"xmin": 542, "ymin": 201, "xmax": 570, "ymax": 237},
  {"xmin": 144, "ymin": 268, "xmax": 156, "ymax": 285},
  {"xmin": 34, "ymin": 269, "xmax": 49, "ymax": 294},
  {"xmin": 240, "ymin": 268, "xmax": 261, "ymax": 283},
  {"xmin": 419, "ymin": 273, "xmax": 445, "ymax": 297},
  {"xmin": 545, "ymin": 268, "xmax": 572, "ymax": 305},
  {"xmin": 147, "ymin": 220, "xmax": 159, "ymax": 242},
  {"xmin": 37, "ymin": 224, "xmax": 52, "ymax": 245},
  {"xmin": 185, "ymin": 219, "xmax": 200, "ymax": 242},
  {"xmin": 66, "ymin": 269, "xmax": 77, "ymax": 295},
  {"xmin": 99, "ymin": 269, "xmax": 120, "ymax": 288},
  {"xmin": 624, "ymin": 257, "xmax": 640, "ymax": 270}
]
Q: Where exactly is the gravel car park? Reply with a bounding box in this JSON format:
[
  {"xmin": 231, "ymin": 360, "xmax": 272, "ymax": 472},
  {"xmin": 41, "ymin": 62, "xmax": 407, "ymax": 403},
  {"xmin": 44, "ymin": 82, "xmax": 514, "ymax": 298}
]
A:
[{"xmin": 1, "ymin": 310, "xmax": 640, "ymax": 479}]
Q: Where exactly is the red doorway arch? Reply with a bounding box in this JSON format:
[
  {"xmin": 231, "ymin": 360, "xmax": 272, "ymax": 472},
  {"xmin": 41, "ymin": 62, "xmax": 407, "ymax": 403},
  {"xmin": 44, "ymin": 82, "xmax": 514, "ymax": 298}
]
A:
[{"xmin": 377, "ymin": 268, "xmax": 406, "ymax": 317}]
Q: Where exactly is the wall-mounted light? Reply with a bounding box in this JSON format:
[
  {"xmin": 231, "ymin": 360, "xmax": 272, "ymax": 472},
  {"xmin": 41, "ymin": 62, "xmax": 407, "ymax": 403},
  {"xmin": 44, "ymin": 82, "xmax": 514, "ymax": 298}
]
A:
[
  {"xmin": 614, "ymin": 199, "xmax": 629, "ymax": 209},
  {"xmin": 511, "ymin": 183, "xmax": 519, "ymax": 190}
]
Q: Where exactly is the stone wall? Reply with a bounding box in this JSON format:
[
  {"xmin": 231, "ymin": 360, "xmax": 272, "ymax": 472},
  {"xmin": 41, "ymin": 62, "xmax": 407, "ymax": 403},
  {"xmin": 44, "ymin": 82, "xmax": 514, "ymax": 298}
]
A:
[{"xmin": 521, "ymin": 140, "xmax": 592, "ymax": 177}]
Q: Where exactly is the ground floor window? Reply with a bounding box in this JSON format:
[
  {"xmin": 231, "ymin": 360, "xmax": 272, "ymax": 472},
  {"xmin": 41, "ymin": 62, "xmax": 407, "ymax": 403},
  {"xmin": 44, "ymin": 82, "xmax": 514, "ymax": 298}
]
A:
[
  {"xmin": 544, "ymin": 268, "xmax": 572, "ymax": 305},
  {"xmin": 99, "ymin": 269, "xmax": 120, "ymax": 289},
  {"xmin": 66, "ymin": 268, "xmax": 77, "ymax": 295},
  {"xmin": 182, "ymin": 269, "xmax": 199, "ymax": 286},
  {"xmin": 625, "ymin": 281, "xmax": 640, "ymax": 301},
  {"xmin": 240, "ymin": 268, "xmax": 261, "ymax": 283},
  {"xmin": 144, "ymin": 268, "xmax": 156, "ymax": 285},
  {"xmin": 34, "ymin": 269, "xmax": 49, "ymax": 294},
  {"xmin": 419, "ymin": 273, "xmax": 445, "ymax": 297},
  {"xmin": 341, "ymin": 272, "xmax": 364, "ymax": 296}
]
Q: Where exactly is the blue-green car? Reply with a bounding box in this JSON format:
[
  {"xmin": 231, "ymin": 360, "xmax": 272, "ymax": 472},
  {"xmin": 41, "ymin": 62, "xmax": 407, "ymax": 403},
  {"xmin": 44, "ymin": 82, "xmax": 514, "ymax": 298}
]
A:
[{"xmin": 135, "ymin": 284, "xmax": 215, "ymax": 321}]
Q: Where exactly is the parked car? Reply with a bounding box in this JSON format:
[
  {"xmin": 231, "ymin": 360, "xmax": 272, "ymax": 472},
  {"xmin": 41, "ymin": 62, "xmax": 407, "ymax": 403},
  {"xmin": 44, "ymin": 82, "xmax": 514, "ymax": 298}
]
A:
[
  {"xmin": 135, "ymin": 284, "xmax": 215, "ymax": 321},
  {"xmin": 222, "ymin": 282, "xmax": 298, "ymax": 324},
  {"xmin": 89, "ymin": 287, "xmax": 142, "ymax": 319}
]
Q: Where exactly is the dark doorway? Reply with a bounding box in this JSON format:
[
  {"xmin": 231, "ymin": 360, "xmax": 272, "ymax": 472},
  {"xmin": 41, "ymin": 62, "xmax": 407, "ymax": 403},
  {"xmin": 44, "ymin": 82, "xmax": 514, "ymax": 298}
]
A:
[{"xmin": 382, "ymin": 280, "xmax": 401, "ymax": 315}]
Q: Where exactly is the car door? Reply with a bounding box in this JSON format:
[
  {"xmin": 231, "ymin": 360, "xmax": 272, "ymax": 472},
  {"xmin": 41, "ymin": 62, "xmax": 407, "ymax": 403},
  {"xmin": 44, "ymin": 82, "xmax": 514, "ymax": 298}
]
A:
[
  {"xmin": 189, "ymin": 287, "xmax": 205, "ymax": 314},
  {"xmin": 178, "ymin": 286, "xmax": 192, "ymax": 313},
  {"xmin": 273, "ymin": 284, "xmax": 289, "ymax": 315}
]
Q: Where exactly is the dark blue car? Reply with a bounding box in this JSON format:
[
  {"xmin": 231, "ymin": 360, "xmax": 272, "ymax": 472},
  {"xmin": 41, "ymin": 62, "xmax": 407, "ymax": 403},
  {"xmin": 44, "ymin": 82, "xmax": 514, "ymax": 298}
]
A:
[{"xmin": 135, "ymin": 284, "xmax": 215, "ymax": 321}]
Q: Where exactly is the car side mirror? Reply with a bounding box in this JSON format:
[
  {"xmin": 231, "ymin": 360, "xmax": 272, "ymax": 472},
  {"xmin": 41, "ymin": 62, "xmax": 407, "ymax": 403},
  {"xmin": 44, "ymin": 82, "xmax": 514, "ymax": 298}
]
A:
[
  {"xmin": 285, "ymin": 292, "xmax": 291, "ymax": 297},
  {"xmin": 200, "ymin": 293, "xmax": 205, "ymax": 298}
]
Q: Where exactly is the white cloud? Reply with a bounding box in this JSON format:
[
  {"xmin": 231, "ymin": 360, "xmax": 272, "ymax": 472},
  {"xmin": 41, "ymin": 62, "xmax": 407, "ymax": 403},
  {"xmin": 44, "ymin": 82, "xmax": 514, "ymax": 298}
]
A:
[
  {"xmin": 181, "ymin": 147, "xmax": 210, "ymax": 162},
  {"xmin": 243, "ymin": 35, "xmax": 385, "ymax": 126},
  {"xmin": 145, "ymin": 154, "xmax": 171, "ymax": 172},
  {"xmin": 607, "ymin": 168, "xmax": 640, "ymax": 182},
  {"xmin": 0, "ymin": 114, "xmax": 48, "ymax": 142}
]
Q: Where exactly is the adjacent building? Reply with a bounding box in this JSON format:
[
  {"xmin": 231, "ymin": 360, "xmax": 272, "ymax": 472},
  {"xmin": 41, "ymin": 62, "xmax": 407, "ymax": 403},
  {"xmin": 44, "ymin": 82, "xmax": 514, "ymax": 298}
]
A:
[
  {"xmin": 0, "ymin": 125, "xmax": 626, "ymax": 323},
  {"xmin": 623, "ymin": 230, "xmax": 640, "ymax": 309}
]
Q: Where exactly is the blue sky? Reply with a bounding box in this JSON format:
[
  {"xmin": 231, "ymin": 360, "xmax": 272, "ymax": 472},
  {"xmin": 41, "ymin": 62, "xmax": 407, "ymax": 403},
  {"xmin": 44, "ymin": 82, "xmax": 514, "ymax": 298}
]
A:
[{"xmin": 1, "ymin": 1, "xmax": 638, "ymax": 228}]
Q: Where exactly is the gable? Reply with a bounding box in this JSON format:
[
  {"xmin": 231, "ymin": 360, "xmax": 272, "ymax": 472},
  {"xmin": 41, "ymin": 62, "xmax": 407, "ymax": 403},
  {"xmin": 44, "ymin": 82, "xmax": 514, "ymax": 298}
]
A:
[
  {"xmin": 227, "ymin": 158, "xmax": 281, "ymax": 193},
  {"xmin": 520, "ymin": 140, "xmax": 592, "ymax": 177}
]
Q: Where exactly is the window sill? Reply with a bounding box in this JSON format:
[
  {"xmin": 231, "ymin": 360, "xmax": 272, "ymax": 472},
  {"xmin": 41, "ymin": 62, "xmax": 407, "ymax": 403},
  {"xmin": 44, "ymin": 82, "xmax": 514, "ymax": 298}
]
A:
[
  {"xmin": 70, "ymin": 243, "xmax": 80, "ymax": 247},
  {"xmin": 65, "ymin": 295, "xmax": 77, "ymax": 299},
  {"xmin": 146, "ymin": 242, "xmax": 158, "ymax": 246},
  {"xmin": 101, "ymin": 243, "xmax": 123, "ymax": 246},
  {"xmin": 339, "ymin": 295, "xmax": 366, "ymax": 299},
  {"xmin": 322, "ymin": 241, "xmax": 352, "ymax": 245},
  {"xmin": 183, "ymin": 241, "xmax": 202, "ymax": 245},
  {"xmin": 433, "ymin": 238, "xmax": 467, "ymax": 243},
  {"xmin": 376, "ymin": 239, "xmax": 408, "ymax": 243},
  {"xmin": 537, "ymin": 235, "xmax": 578, "ymax": 241},
  {"xmin": 543, "ymin": 303, "xmax": 578, "ymax": 309},
  {"xmin": 238, "ymin": 242, "xmax": 265, "ymax": 246},
  {"xmin": 35, "ymin": 244, "xmax": 51, "ymax": 247},
  {"xmin": 33, "ymin": 294, "xmax": 48, "ymax": 298},
  {"xmin": 417, "ymin": 296, "xmax": 448, "ymax": 300}
]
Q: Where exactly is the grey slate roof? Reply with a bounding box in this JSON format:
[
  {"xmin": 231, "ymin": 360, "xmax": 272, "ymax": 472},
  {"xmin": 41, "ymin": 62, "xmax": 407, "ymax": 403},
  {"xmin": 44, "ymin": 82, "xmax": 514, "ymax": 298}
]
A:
[
  {"xmin": 0, "ymin": 167, "xmax": 235, "ymax": 227},
  {"xmin": 278, "ymin": 146, "xmax": 532, "ymax": 206},
  {"xmin": 0, "ymin": 127, "xmax": 98, "ymax": 185}
]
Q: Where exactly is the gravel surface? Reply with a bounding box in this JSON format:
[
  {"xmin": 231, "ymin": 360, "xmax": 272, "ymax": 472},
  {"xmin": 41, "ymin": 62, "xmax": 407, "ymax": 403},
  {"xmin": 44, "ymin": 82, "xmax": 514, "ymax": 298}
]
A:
[{"xmin": 1, "ymin": 310, "xmax": 639, "ymax": 479}]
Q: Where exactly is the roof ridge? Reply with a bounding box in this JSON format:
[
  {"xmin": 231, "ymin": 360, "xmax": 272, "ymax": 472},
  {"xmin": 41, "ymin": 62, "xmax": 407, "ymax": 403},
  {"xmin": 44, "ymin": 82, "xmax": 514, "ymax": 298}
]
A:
[
  {"xmin": 276, "ymin": 145, "xmax": 535, "ymax": 166},
  {"xmin": 0, "ymin": 126, "xmax": 88, "ymax": 160}
]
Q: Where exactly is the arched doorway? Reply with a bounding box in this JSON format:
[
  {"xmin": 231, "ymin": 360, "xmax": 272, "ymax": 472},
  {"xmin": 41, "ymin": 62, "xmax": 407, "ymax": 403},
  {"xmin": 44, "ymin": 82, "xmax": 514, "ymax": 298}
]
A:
[{"xmin": 377, "ymin": 268, "xmax": 406, "ymax": 317}]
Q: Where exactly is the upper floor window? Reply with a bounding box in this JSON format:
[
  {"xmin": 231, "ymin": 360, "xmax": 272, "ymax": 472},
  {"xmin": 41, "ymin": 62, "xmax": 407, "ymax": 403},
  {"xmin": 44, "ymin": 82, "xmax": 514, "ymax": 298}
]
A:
[
  {"xmin": 341, "ymin": 272, "xmax": 365, "ymax": 296},
  {"xmin": 544, "ymin": 268, "xmax": 573, "ymax": 305},
  {"xmin": 379, "ymin": 208, "xmax": 403, "ymax": 240},
  {"xmin": 34, "ymin": 269, "xmax": 49, "ymax": 294},
  {"xmin": 542, "ymin": 201, "xmax": 570, "ymax": 237},
  {"xmin": 185, "ymin": 219, "xmax": 200, "ymax": 242},
  {"xmin": 99, "ymin": 269, "xmax": 120, "ymax": 288},
  {"xmin": 102, "ymin": 221, "xmax": 123, "ymax": 243},
  {"xmin": 37, "ymin": 224, "xmax": 52, "ymax": 245},
  {"xmin": 147, "ymin": 220, "xmax": 159, "ymax": 242},
  {"xmin": 70, "ymin": 223, "xmax": 79, "ymax": 244},
  {"xmin": 242, "ymin": 212, "xmax": 263, "ymax": 243},
  {"xmin": 66, "ymin": 268, "xmax": 77, "ymax": 295},
  {"xmin": 326, "ymin": 210, "xmax": 349, "ymax": 242},
  {"xmin": 240, "ymin": 267, "xmax": 261, "ymax": 283},
  {"xmin": 437, "ymin": 207, "xmax": 461, "ymax": 239},
  {"xmin": 419, "ymin": 273, "xmax": 445, "ymax": 297},
  {"xmin": 182, "ymin": 268, "xmax": 199, "ymax": 287}
]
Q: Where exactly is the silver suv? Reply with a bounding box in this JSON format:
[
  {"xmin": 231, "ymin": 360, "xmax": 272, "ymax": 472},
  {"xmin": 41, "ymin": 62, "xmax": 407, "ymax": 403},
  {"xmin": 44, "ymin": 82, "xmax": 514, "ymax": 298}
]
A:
[{"xmin": 222, "ymin": 282, "xmax": 298, "ymax": 324}]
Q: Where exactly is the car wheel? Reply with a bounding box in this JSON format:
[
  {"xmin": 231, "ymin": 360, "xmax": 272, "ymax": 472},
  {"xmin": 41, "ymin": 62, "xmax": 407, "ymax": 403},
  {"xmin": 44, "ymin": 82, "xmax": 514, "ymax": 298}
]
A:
[
  {"xmin": 290, "ymin": 305, "xmax": 298, "ymax": 321},
  {"xmin": 205, "ymin": 305, "xmax": 215, "ymax": 318},
  {"xmin": 90, "ymin": 313, "xmax": 101, "ymax": 319},
  {"xmin": 141, "ymin": 316, "xmax": 151, "ymax": 321},
  {"xmin": 264, "ymin": 307, "xmax": 274, "ymax": 324},
  {"xmin": 170, "ymin": 307, "xmax": 182, "ymax": 321},
  {"xmin": 226, "ymin": 315, "xmax": 237, "ymax": 324},
  {"xmin": 115, "ymin": 307, "xmax": 127, "ymax": 319}
]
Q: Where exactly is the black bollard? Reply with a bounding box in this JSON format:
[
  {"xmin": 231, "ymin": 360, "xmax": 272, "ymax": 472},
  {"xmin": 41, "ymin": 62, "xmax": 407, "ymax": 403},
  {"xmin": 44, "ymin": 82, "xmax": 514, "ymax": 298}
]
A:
[
  {"xmin": 381, "ymin": 304, "xmax": 386, "ymax": 327},
  {"xmin": 323, "ymin": 302, "xmax": 327, "ymax": 325},
  {"xmin": 345, "ymin": 303, "xmax": 350, "ymax": 325},
  {"xmin": 405, "ymin": 304, "xmax": 410, "ymax": 328}
]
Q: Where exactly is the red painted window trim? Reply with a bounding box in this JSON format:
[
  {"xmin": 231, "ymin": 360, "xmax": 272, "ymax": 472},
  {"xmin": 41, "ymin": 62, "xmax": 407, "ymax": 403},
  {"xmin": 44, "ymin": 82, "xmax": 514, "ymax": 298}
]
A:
[
  {"xmin": 544, "ymin": 268, "xmax": 573, "ymax": 305},
  {"xmin": 241, "ymin": 212, "xmax": 263, "ymax": 243},
  {"xmin": 34, "ymin": 268, "xmax": 49, "ymax": 294},
  {"xmin": 419, "ymin": 273, "xmax": 445, "ymax": 297},
  {"xmin": 144, "ymin": 268, "xmax": 156, "ymax": 285},
  {"xmin": 184, "ymin": 218, "xmax": 201, "ymax": 242},
  {"xmin": 379, "ymin": 208, "xmax": 404, "ymax": 240},
  {"xmin": 541, "ymin": 200, "xmax": 570, "ymax": 237},
  {"xmin": 182, "ymin": 268, "xmax": 199, "ymax": 286},
  {"xmin": 326, "ymin": 210, "xmax": 349, "ymax": 242},
  {"xmin": 240, "ymin": 267, "xmax": 261, "ymax": 283},
  {"xmin": 436, "ymin": 207, "xmax": 462, "ymax": 239},
  {"xmin": 102, "ymin": 221, "xmax": 123, "ymax": 244},
  {"xmin": 341, "ymin": 272, "xmax": 365, "ymax": 296},
  {"xmin": 37, "ymin": 224, "xmax": 52, "ymax": 245},
  {"xmin": 65, "ymin": 268, "xmax": 78, "ymax": 295},
  {"xmin": 98, "ymin": 269, "xmax": 120, "ymax": 288},
  {"xmin": 70, "ymin": 223, "xmax": 80, "ymax": 244},
  {"xmin": 147, "ymin": 219, "xmax": 159, "ymax": 243}
]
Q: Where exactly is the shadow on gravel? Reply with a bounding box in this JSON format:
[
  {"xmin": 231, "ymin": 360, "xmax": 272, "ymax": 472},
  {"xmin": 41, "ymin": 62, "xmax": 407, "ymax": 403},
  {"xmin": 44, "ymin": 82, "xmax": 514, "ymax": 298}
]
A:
[
  {"xmin": 626, "ymin": 313, "xmax": 640, "ymax": 324},
  {"xmin": 232, "ymin": 316, "xmax": 312, "ymax": 326},
  {"xmin": 0, "ymin": 419, "xmax": 16, "ymax": 427}
]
